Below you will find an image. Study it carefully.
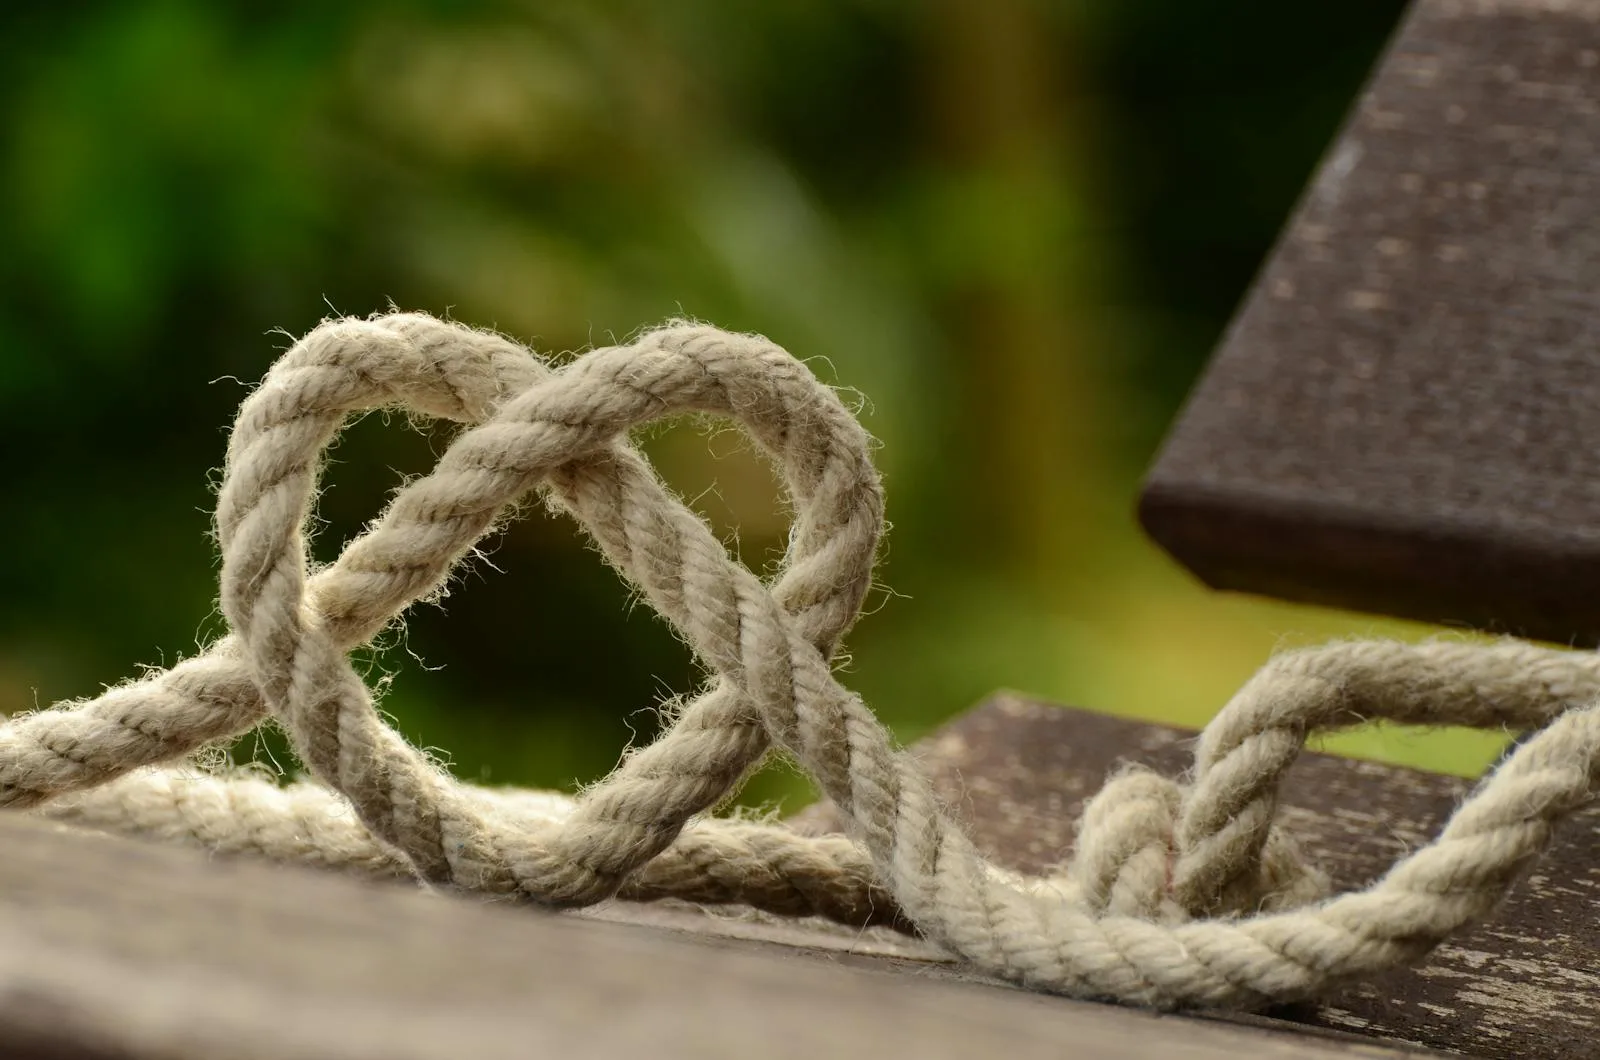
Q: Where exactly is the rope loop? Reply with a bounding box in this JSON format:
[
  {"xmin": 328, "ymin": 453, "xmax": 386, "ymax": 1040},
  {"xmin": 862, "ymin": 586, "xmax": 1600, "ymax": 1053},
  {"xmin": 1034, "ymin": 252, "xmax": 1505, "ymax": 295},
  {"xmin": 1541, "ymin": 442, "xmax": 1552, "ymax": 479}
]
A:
[{"xmin": 9, "ymin": 311, "xmax": 1600, "ymax": 1009}]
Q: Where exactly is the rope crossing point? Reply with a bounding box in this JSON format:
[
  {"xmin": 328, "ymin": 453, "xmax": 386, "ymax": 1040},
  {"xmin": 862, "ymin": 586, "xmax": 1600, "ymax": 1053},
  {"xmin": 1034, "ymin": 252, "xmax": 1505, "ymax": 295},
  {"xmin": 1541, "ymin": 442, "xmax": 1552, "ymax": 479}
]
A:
[{"xmin": 8, "ymin": 312, "xmax": 1600, "ymax": 1009}]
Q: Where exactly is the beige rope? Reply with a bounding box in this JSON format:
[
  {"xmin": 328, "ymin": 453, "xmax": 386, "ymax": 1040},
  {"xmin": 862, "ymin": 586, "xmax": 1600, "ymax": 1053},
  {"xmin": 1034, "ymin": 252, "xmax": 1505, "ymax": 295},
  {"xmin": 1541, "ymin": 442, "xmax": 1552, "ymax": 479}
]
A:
[{"xmin": 9, "ymin": 311, "xmax": 1599, "ymax": 1009}]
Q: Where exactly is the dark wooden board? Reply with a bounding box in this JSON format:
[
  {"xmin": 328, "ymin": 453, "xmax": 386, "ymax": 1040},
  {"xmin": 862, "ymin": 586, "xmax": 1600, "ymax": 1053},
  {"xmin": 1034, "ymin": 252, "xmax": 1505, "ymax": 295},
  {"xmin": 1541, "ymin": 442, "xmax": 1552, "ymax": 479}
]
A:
[
  {"xmin": 0, "ymin": 787, "xmax": 1417, "ymax": 1060},
  {"xmin": 7, "ymin": 696, "xmax": 1589, "ymax": 1059},
  {"xmin": 1139, "ymin": 0, "xmax": 1600, "ymax": 644},
  {"xmin": 798, "ymin": 694, "xmax": 1600, "ymax": 1058}
]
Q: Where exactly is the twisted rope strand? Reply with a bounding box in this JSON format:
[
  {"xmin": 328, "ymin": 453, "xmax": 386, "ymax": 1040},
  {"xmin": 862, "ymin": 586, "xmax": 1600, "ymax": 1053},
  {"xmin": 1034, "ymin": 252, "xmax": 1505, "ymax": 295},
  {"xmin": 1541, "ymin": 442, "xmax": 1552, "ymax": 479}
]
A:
[
  {"xmin": 40, "ymin": 769, "xmax": 908, "ymax": 928},
  {"xmin": 8, "ymin": 311, "xmax": 1599, "ymax": 1011},
  {"xmin": 215, "ymin": 321, "xmax": 881, "ymax": 901},
  {"xmin": 0, "ymin": 317, "xmax": 541, "ymax": 809},
  {"xmin": 8, "ymin": 314, "xmax": 879, "ymax": 908}
]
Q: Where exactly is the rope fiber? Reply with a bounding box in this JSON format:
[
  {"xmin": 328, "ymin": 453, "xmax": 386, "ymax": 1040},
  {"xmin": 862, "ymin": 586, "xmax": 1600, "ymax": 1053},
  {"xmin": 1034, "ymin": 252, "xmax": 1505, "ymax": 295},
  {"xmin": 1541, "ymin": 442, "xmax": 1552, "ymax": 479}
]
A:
[{"xmin": 10, "ymin": 311, "xmax": 1600, "ymax": 1009}]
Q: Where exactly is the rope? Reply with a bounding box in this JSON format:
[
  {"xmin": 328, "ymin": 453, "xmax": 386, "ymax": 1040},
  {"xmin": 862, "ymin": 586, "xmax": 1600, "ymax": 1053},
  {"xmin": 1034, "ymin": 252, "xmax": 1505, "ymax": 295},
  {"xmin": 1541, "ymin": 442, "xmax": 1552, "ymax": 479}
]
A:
[{"xmin": 9, "ymin": 311, "xmax": 1599, "ymax": 1009}]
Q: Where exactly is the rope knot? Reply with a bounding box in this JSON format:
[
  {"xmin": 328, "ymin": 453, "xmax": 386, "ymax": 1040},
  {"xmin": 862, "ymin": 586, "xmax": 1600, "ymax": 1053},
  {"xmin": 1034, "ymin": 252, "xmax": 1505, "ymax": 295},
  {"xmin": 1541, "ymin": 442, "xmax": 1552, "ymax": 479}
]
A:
[
  {"xmin": 1068, "ymin": 765, "xmax": 1328, "ymax": 924},
  {"xmin": 1070, "ymin": 766, "xmax": 1185, "ymax": 922},
  {"xmin": 6, "ymin": 310, "xmax": 1599, "ymax": 1012}
]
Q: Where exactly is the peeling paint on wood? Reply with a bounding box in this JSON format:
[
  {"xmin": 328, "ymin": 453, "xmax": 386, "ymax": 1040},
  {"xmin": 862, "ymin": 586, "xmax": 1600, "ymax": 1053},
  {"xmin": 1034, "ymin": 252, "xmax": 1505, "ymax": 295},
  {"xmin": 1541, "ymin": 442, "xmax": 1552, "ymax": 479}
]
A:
[{"xmin": 797, "ymin": 695, "xmax": 1599, "ymax": 1058}]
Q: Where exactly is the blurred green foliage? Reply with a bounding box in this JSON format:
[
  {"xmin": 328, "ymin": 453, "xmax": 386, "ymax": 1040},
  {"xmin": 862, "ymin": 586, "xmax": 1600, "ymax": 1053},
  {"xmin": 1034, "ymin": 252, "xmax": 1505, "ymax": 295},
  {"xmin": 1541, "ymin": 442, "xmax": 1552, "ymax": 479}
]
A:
[{"xmin": 0, "ymin": 0, "xmax": 1509, "ymax": 808}]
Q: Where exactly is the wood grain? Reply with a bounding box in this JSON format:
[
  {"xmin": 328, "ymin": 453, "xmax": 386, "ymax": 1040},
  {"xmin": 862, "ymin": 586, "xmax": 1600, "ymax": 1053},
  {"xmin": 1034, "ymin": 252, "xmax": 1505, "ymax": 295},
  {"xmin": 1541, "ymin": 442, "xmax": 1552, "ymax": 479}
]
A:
[
  {"xmin": 1139, "ymin": 0, "xmax": 1600, "ymax": 644},
  {"xmin": 7, "ymin": 695, "xmax": 1589, "ymax": 1059},
  {"xmin": 0, "ymin": 799, "xmax": 1418, "ymax": 1060},
  {"xmin": 797, "ymin": 695, "xmax": 1600, "ymax": 1058}
]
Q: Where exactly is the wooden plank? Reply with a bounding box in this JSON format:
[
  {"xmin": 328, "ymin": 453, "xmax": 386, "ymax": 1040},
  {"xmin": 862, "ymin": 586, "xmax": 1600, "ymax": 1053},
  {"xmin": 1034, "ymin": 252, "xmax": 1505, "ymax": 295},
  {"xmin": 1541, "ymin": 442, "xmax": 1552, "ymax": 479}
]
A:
[
  {"xmin": 9, "ymin": 694, "xmax": 1590, "ymax": 1059},
  {"xmin": 797, "ymin": 695, "xmax": 1600, "ymax": 1058},
  {"xmin": 0, "ymin": 801, "xmax": 1417, "ymax": 1060},
  {"xmin": 1138, "ymin": 0, "xmax": 1600, "ymax": 644}
]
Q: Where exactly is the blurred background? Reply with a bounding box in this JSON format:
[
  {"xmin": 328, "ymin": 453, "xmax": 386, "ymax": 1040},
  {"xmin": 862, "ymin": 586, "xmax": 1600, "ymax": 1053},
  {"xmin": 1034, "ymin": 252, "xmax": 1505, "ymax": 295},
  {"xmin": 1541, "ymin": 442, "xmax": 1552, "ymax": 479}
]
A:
[{"xmin": 0, "ymin": 0, "xmax": 1510, "ymax": 810}]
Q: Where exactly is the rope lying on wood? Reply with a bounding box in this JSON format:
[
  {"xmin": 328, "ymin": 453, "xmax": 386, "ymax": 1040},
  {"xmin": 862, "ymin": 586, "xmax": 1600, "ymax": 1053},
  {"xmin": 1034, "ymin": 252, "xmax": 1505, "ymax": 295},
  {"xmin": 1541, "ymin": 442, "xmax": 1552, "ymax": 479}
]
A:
[{"xmin": 8, "ymin": 312, "xmax": 1599, "ymax": 1009}]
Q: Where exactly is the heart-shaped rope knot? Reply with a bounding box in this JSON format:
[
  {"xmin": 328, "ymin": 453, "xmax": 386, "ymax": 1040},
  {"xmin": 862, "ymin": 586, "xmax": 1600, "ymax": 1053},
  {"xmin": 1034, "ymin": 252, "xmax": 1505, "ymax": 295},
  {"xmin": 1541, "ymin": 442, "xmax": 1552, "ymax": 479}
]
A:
[
  {"xmin": 7, "ymin": 311, "xmax": 1600, "ymax": 1011},
  {"xmin": 214, "ymin": 312, "xmax": 885, "ymax": 903}
]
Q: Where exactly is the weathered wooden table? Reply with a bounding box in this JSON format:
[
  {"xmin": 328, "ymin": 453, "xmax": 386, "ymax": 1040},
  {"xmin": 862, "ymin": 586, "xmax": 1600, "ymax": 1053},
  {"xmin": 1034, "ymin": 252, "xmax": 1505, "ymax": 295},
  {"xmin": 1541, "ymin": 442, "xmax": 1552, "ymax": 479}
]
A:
[
  {"xmin": 7, "ymin": 0, "xmax": 1599, "ymax": 1055},
  {"xmin": 8, "ymin": 695, "xmax": 1594, "ymax": 1058}
]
